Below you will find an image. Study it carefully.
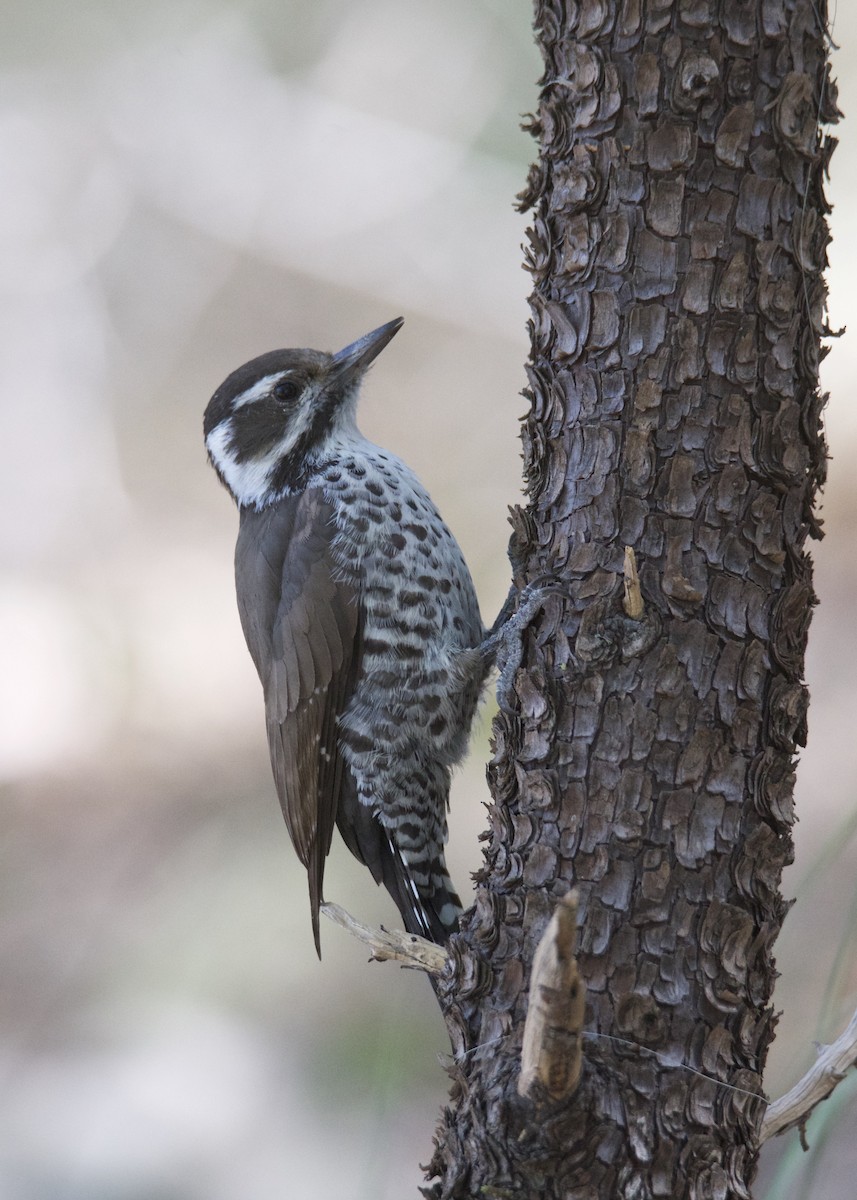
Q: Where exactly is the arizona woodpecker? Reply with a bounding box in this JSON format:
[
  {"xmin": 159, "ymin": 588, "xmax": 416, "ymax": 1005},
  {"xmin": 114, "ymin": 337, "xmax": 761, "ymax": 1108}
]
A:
[{"xmin": 204, "ymin": 318, "xmax": 503, "ymax": 954}]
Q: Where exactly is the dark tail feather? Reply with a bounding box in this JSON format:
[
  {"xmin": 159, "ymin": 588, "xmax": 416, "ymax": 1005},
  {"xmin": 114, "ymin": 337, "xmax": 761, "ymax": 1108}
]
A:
[
  {"xmin": 383, "ymin": 836, "xmax": 462, "ymax": 944},
  {"xmin": 336, "ymin": 787, "xmax": 461, "ymax": 944},
  {"xmin": 307, "ymin": 833, "xmax": 326, "ymax": 959}
]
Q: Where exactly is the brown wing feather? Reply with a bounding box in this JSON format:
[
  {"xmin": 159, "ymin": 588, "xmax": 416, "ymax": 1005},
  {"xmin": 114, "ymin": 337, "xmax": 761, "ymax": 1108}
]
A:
[{"xmin": 235, "ymin": 491, "xmax": 359, "ymax": 954}]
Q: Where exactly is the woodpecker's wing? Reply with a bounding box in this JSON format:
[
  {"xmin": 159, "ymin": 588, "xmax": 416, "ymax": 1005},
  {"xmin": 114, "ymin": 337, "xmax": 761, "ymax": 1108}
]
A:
[{"xmin": 235, "ymin": 491, "xmax": 360, "ymax": 955}]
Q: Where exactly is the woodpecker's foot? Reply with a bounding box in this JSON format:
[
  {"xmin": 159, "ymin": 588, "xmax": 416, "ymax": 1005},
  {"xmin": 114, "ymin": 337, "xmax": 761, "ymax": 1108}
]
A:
[
  {"xmin": 486, "ymin": 576, "xmax": 566, "ymax": 640},
  {"xmin": 483, "ymin": 580, "xmax": 566, "ymax": 714}
]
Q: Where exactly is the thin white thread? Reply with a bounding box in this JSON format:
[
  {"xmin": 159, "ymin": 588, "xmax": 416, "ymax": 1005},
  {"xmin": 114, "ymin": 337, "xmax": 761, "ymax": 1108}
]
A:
[
  {"xmin": 584, "ymin": 1032, "xmax": 767, "ymax": 1102},
  {"xmin": 451, "ymin": 1030, "xmax": 766, "ymax": 1102}
]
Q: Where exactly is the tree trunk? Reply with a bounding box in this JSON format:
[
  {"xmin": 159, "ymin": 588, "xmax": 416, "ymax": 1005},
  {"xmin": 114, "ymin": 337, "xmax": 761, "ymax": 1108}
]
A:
[{"xmin": 426, "ymin": 2, "xmax": 837, "ymax": 1197}]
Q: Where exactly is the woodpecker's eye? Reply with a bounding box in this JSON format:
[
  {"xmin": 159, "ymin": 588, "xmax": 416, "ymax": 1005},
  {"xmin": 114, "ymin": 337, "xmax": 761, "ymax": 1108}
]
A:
[{"xmin": 273, "ymin": 378, "xmax": 301, "ymax": 405}]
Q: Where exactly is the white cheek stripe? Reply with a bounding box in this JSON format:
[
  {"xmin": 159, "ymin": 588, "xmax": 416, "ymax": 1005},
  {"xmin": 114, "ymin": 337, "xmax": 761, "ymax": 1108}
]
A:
[
  {"xmin": 206, "ymin": 391, "xmax": 318, "ymax": 507},
  {"xmin": 206, "ymin": 423, "xmax": 286, "ymax": 506}
]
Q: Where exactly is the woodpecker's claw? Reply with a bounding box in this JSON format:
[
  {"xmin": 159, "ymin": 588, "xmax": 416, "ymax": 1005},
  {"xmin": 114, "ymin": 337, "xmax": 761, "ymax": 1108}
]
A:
[{"xmin": 486, "ymin": 580, "xmax": 566, "ymax": 713}]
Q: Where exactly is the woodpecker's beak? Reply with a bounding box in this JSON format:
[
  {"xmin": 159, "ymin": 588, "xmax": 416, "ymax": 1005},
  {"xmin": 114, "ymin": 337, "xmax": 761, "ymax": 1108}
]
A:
[{"xmin": 330, "ymin": 317, "xmax": 404, "ymax": 388}]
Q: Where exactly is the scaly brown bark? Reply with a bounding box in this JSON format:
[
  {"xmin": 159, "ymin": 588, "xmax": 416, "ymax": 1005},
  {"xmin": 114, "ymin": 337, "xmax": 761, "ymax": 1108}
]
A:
[{"xmin": 426, "ymin": 3, "xmax": 838, "ymax": 1197}]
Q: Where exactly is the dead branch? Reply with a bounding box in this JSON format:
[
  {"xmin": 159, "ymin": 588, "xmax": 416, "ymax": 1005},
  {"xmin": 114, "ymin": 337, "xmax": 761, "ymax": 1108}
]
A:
[
  {"xmin": 761, "ymin": 1005, "xmax": 857, "ymax": 1141},
  {"xmin": 321, "ymin": 902, "xmax": 449, "ymax": 973}
]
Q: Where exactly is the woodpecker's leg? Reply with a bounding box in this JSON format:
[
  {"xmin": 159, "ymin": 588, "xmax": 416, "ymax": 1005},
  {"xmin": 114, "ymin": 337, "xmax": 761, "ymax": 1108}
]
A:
[
  {"xmin": 481, "ymin": 580, "xmax": 564, "ymax": 713},
  {"xmin": 485, "ymin": 582, "xmax": 519, "ymax": 641}
]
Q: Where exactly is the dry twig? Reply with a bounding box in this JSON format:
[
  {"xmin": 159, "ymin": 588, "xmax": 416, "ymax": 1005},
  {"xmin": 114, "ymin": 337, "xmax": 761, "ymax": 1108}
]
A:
[
  {"xmin": 761, "ymin": 1005, "xmax": 857, "ymax": 1141},
  {"xmin": 321, "ymin": 902, "xmax": 449, "ymax": 973}
]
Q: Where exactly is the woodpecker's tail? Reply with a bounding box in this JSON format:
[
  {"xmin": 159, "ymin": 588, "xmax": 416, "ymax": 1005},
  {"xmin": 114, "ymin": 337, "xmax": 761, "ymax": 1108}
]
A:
[
  {"xmin": 336, "ymin": 786, "xmax": 461, "ymax": 943},
  {"xmin": 386, "ymin": 837, "xmax": 462, "ymax": 943}
]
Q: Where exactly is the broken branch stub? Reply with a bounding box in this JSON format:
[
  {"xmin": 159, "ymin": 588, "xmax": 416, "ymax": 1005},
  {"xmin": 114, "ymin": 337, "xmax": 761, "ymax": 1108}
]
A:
[
  {"xmin": 623, "ymin": 546, "xmax": 644, "ymax": 620},
  {"xmin": 518, "ymin": 890, "xmax": 586, "ymax": 1104}
]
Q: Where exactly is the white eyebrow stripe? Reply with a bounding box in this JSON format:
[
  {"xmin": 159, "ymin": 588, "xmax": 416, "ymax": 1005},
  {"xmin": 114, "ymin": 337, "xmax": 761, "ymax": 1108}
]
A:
[{"xmin": 232, "ymin": 373, "xmax": 286, "ymax": 408}]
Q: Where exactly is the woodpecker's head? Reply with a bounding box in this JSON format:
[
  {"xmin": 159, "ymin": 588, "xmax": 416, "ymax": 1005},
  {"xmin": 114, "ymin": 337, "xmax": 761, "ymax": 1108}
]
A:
[{"xmin": 204, "ymin": 317, "xmax": 403, "ymax": 507}]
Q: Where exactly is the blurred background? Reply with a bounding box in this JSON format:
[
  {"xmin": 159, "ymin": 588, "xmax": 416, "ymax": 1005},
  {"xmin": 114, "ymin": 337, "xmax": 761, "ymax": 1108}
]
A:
[{"xmin": 1, "ymin": 3, "xmax": 855, "ymax": 1197}]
